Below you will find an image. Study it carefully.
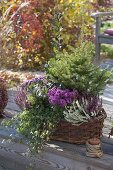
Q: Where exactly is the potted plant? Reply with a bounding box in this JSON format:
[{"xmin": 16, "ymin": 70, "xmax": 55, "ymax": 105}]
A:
[
  {"xmin": 7, "ymin": 41, "xmax": 112, "ymax": 151},
  {"xmin": 0, "ymin": 77, "xmax": 8, "ymax": 118}
]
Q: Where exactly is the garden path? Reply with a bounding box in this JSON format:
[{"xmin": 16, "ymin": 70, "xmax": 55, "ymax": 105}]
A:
[{"xmin": 99, "ymin": 59, "xmax": 113, "ymax": 136}]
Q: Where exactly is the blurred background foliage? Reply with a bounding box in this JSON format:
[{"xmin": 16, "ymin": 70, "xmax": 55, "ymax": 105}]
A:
[{"xmin": 0, "ymin": 0, "xmax": 112, "ymax": 70}]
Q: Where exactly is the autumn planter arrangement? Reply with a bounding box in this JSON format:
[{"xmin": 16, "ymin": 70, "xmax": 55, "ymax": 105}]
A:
[{"xmin": 6, "ymin": 42, "xmax": 112, "ymax": 151}]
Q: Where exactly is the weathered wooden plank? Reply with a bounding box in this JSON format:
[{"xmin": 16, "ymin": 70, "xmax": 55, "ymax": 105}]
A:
[
  {"xmin": 95, "ymin": 16, "xmax": 101, "ymax": 61},
  {"xmin": 0, "ymin": 135, "xmax": 112, "ymax": 170},
  {"xmin": 99, "ymin": 36, "xmax": 113, "ymax": 44},
  {"xmin": 92, "ymin": 10, "xmax": 113, "ymax": 60},
  {"xmin": 91, "ymin": 11, "xmax": 113, "ymax": 18},
  {"xmin": 0, "ymin": 121, "xmax": 113, "ymax": 170},
  {"xmin": 99, "ymin": 34, "xmax": 113, "ymax": 39}
]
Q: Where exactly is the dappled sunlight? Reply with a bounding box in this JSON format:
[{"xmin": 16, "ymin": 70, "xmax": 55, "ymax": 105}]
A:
[
  {"xmin": 0, "ymin": 2, "xmax": 30, "ymax": 36},
  {"xmin": 46, "ymin": 143, "xmax": 64, "ymax": 152}
]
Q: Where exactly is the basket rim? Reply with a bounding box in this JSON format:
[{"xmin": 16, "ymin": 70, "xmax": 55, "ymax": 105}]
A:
[
  {"xmin": 51, "ymin": 108, "xmax": 106, "ymax": 144},
  {"xmin": 59, "ymin": 108, "xmax": 107, "ymax": 125}
]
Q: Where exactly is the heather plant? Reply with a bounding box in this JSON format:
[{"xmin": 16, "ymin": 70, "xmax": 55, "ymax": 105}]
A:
[{"xmin": 64, "ymin": 94, "xmax": 102, "ymax": 124}]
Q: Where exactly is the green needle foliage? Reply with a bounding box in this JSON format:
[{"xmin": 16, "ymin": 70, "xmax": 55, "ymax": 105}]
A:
[{"xmin": 47, "ymin": 41, "xmax": 113, "ymax": 95}]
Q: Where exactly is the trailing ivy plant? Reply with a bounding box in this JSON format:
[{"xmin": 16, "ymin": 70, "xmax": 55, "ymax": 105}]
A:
[{"xmin": 3, "ymin": 77, "xmax": 63, "ymax": 151}]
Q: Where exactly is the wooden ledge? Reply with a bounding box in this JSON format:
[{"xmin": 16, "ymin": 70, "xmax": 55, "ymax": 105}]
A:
[{"xmin": 0, "ymin": 125, "xmax": 113, "ymax": 170}]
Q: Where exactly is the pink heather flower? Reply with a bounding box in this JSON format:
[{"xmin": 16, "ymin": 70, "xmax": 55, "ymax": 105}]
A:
[{"xmin": 15, "ymin": 87, "xmax": 29, "ymax": 110}]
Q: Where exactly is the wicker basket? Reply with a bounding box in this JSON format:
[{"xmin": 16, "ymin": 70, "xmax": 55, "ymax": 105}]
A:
[
  {"xmin": 51, "ymin": 109, "xmax": 106, "ymax": 144},
  {"xmin": 0, "ymin": 78, "xmax": 8, "ymax": 117}
]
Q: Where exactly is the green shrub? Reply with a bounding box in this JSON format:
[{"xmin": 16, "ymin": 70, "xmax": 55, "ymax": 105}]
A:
[
  {"xmin": 47, "ymin": 41, "xmax": 112, "ymax": 95},
  {"xmin": 101, "ymin": 45, "xmax": 113, "ymax": 59}
]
